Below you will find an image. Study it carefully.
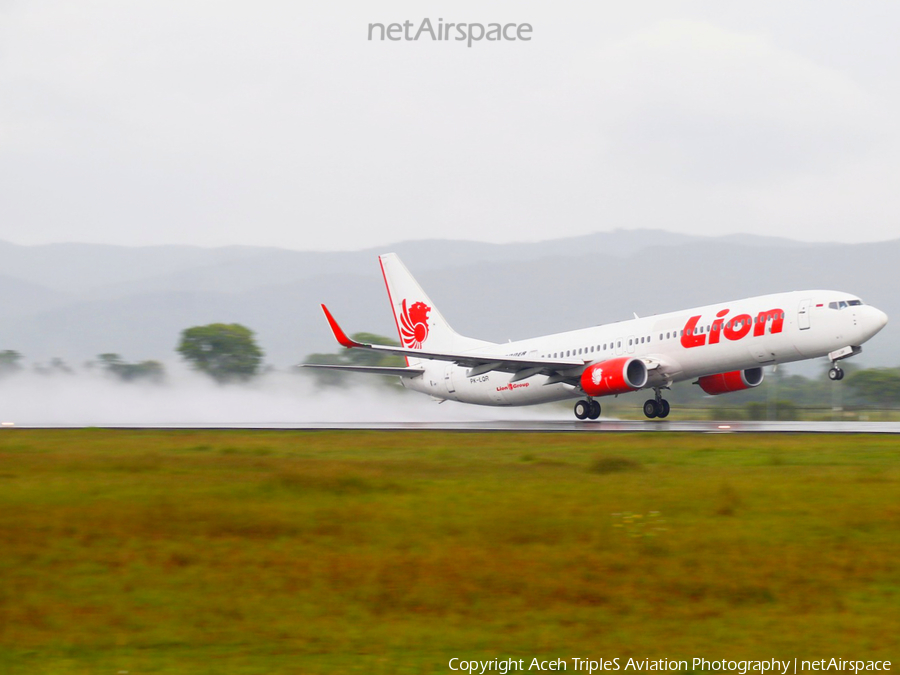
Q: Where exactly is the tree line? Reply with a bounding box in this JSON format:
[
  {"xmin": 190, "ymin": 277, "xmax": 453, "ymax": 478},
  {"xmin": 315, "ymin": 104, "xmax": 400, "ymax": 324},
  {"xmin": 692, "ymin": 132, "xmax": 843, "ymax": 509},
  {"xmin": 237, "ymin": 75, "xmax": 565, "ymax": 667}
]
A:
[{"xmin": 0, "ymin": 323, "xmax": 263, "ymax": 384}]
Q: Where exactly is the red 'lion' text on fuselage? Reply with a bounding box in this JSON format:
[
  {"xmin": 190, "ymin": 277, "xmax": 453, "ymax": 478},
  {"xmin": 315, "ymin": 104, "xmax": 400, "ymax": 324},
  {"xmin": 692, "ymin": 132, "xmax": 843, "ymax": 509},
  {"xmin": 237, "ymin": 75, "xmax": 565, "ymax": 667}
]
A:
[{"xmin": 680, "ymin": 308, "xmax": 784, "ymax": 349}]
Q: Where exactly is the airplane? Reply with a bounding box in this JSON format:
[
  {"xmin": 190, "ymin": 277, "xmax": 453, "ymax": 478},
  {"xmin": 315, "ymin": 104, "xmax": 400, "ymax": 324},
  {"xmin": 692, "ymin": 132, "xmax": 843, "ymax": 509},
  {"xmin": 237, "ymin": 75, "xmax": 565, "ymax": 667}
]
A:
[{"xmin": 303, "ymin": 253, "xmax": 889, "ymax": 420}]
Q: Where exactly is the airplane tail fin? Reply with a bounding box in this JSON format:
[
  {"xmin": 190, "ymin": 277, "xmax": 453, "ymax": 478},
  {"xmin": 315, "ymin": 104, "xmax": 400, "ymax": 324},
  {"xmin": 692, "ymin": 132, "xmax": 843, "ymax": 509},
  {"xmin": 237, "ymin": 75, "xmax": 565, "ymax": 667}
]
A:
[{"xmin": 378, "ymin": 253, "xmax": 489, "ymax": 361}]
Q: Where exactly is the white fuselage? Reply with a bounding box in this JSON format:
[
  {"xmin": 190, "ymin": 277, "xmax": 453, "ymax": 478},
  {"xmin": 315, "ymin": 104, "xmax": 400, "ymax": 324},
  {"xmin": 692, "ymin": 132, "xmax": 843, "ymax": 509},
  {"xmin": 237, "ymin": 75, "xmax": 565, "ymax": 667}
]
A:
[{"xmin": 401, "ymin": 290, "xmax": 888, "ymax": 406}]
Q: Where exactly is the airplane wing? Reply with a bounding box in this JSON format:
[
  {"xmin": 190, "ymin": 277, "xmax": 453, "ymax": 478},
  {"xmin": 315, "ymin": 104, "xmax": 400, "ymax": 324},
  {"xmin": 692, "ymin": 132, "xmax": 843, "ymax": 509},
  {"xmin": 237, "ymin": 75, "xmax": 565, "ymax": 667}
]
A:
[
  {"xmin": 299, "ymin": 364, "xmax": 425, "ymax": 378},
  {"xmin": 638, "ymin": 354, "xmax": 684, "ymax": 386},
  {"xmin": 319, "ymin": 304, "xmax": 585, "ymax": 379}
]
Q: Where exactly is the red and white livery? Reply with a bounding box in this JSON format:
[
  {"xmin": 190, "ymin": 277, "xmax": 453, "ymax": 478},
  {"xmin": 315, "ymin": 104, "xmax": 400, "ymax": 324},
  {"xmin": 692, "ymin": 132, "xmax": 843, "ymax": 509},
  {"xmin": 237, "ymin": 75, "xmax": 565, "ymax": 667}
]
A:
[{"xmin": 305, "ymin": 253, "xmax": 888, "ymax": 420}]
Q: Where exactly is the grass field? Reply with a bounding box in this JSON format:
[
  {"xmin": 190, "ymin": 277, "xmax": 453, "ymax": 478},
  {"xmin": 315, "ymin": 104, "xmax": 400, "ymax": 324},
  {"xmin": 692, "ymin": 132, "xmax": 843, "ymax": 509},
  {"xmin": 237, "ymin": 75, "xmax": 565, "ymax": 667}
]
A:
[{"xmin": 0, "ymin": 430, "xmax": 898, "ymax": 674}]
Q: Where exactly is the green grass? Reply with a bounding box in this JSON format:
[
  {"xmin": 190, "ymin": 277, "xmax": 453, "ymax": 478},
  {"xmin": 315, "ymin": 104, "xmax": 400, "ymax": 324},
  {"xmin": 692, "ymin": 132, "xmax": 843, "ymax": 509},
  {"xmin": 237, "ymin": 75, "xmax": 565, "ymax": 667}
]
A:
[{"xmin": 0, "ymin": 430, "xmax": 898, "ymax": 673}]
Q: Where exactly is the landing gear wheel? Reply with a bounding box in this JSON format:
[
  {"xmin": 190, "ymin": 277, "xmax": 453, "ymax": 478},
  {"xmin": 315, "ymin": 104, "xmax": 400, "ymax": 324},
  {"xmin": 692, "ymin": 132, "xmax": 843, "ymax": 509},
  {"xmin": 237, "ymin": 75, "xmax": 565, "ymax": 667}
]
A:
[
  {"xmin": 828, "ymin": 367, "xmax": 844, "ymax": 381},
  {"xmin": 643, "ymin": 399, "xmax": 659, "ymax": 419},
  {"xmin": 588, "ymin": 400, "xmax": 601, "ymax": 420},
  {"xmin": 574, "ymin": 400, "xmax": 590, "ymax": 420},
  {"xmin": 657, "ymin": 399, "xmax": 671, "ymax": 419}
]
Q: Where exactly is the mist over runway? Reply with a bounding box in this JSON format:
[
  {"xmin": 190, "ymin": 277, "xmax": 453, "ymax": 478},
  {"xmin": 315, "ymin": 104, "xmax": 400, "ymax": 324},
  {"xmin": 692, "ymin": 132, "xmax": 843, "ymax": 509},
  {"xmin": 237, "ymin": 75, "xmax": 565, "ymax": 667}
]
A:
[{"xmin": 1, "ymin": 368, "xmax": 895, "ymax": 432}]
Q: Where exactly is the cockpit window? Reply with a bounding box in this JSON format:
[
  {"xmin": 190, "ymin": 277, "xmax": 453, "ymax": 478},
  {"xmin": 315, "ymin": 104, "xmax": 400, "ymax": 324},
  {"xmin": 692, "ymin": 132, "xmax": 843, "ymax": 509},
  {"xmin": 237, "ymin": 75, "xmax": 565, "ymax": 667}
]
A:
[{"xmin": 829, "ymin": 299, "xmax": 863, "ymax": 310}]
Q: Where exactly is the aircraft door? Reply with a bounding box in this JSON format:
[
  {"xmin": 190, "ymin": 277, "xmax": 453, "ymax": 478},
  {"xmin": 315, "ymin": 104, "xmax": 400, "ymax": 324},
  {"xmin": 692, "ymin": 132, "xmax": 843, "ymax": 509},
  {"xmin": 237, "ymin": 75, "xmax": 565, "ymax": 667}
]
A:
[
  {"xmin": 798, "ymin": 299, "xmax": 811, "ymax": 330},
  {"xmin": 444, "ymin": 365, "xmax": 456, "ymax": 394},
  {"xmin": 615, "ymin": 337, "xmax": 624, "ymax": 356},
  {"xmin": 627, "ymin": 335, "xmax": 636, "ymax": 354}
]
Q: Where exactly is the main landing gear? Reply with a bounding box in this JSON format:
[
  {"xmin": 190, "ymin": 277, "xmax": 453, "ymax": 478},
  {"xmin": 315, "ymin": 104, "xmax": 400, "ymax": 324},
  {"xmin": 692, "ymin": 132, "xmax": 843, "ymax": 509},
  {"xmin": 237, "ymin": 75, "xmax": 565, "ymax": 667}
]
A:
[
  {"xmin": 828, "ymin": 366, "xmax": 845, "ymax": 381},
  {"xmin": 574, "ymin": 392, "xmax": 671, "ymax": 420},
  {"xmin": 574, "ymin": 399, "xmax": 601, "ymax": 420},
  {"xmin": 643, "ymin": 389, "xmax": 670, "ymax": 419}
]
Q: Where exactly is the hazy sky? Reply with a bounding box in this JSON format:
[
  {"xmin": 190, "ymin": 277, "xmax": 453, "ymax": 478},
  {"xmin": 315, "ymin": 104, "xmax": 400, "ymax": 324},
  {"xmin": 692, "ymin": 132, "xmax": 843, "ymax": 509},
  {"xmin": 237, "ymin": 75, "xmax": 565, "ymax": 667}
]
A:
[{"xmin": 1, "ymin": 1, "xmax": 898, "ymax": 250}]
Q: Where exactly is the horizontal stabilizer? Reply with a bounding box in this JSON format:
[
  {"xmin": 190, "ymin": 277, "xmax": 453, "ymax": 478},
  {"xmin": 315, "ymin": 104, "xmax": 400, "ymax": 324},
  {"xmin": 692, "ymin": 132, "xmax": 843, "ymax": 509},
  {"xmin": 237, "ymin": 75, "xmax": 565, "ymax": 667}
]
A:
[
  {"xmin": 299, "ymin": 364, "xmax": 425, "ymax": 378},
  {"xmin": 318, "ymin": 305, "xmax": 584, "ymax": 376}
]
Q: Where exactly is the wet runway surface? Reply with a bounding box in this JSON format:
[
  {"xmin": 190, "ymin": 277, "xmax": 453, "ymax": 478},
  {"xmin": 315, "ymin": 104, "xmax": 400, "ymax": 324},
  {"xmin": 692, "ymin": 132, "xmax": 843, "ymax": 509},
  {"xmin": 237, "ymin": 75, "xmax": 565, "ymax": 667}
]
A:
[
  {"xmin": 8, "ymin": 420, "xmax": 900, "ymax": 433},
  {"xmin": 280, "ymin": 420, "xmax": 900, "ymax": 433}
]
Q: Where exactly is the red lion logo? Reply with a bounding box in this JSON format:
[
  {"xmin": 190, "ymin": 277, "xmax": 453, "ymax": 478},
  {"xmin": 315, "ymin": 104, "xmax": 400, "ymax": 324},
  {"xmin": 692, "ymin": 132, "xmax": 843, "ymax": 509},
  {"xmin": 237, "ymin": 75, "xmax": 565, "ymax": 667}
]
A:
[{"xmin": 400, "ymin": 300, "xmax": 431, "ymax": 349}]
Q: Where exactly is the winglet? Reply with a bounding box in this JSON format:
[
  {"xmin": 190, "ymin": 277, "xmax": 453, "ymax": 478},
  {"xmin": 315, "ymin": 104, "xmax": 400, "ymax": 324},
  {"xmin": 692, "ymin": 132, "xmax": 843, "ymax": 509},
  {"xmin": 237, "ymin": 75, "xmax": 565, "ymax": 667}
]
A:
[{"xmin": 320, "ymin": 304, "xmax": 361, "ymax": 348}]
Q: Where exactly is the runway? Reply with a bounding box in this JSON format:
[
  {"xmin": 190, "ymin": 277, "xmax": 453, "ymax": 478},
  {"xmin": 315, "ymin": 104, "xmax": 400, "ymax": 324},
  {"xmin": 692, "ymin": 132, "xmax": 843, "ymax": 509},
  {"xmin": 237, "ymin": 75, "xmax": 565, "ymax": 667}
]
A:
[
  {"xmin": 6, "ymin": 420, "xmax": 900, "ymax": 433},
  {"xmin": 276, "ymin": 420, "xmax": 900, "ymax": 433}
]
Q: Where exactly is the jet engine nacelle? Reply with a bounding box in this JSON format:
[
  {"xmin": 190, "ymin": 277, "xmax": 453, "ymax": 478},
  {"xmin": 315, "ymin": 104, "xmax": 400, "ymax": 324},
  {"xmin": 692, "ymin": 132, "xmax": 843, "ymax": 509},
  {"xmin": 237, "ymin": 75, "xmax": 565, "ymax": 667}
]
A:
[
  {"xmin": 580, "ymin": 357, "xmax": 649, "ymax": 397},
  {"xmin": 697, "ymin": 367, "xmax": 764, "ymax": 395}
]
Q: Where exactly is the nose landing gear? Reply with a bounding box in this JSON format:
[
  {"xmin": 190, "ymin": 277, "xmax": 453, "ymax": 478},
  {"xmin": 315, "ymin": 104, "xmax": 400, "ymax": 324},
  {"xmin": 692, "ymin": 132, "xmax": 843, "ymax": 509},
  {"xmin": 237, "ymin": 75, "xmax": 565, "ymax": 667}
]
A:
[
  {"xmin": 643, "ymin": 389, "xmax": 671, "ymax": 419},
  {"xmin": 574, "ymin": 398, "xmax": 601, "ymax": 420},
  {"xmin": 827, "ymin": 346, "xmax": 861, "ymax": 382}
]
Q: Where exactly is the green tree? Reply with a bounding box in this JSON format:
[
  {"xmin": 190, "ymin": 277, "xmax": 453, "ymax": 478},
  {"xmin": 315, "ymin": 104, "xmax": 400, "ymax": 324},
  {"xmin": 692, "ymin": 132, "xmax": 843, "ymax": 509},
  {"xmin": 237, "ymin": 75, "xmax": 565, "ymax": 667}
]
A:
[
  {"xmin": 300, "ymin": 332, "xmax": 404, "ymax": 387},
  {"xmin": 177, "ymin": 323, "xmax": 263, "ymax": 383},
  {"xmin": 846, "ymin": 368, "xmax": 900, "ymax": 406},
  {"xmin": 34, "ymin": 357, "xmax": 73, "ymax": 375},
  {"xmin": 773, "ymin": 399, "xmax": 798, "ymax": 420},
  {"xmin": 0, "ymin": 350, "xmax": 23, "ymax": 376},
  {"xmin": 97, "ymin": 353, "xmax": 165, "ymax": 383},
  {"xmin": 745, "ymin": 401, "xmax": 766, "ymax": 421},
  {"xmin": 344, "ymin": 333, "xmax": 405, "ymax": 368}
]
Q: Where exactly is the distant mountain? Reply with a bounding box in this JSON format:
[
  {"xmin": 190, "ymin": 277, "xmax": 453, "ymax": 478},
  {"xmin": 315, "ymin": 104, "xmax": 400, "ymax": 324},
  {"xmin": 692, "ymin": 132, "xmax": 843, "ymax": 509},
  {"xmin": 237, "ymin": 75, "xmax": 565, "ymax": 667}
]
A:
[
  {"xmin": 0, "ymin": 232, "xmax": 895, "ymax": 370},
  {"xmin": 0, "ymin": 273, "xmax": 71, "ymax": 318},
  {"xmin": 0, "ymin": 229, "xmax": 801, "ymax": 296},
  {"xmin": 0, "ymin": 240, "xmax": 269, "ymax": 294}
]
